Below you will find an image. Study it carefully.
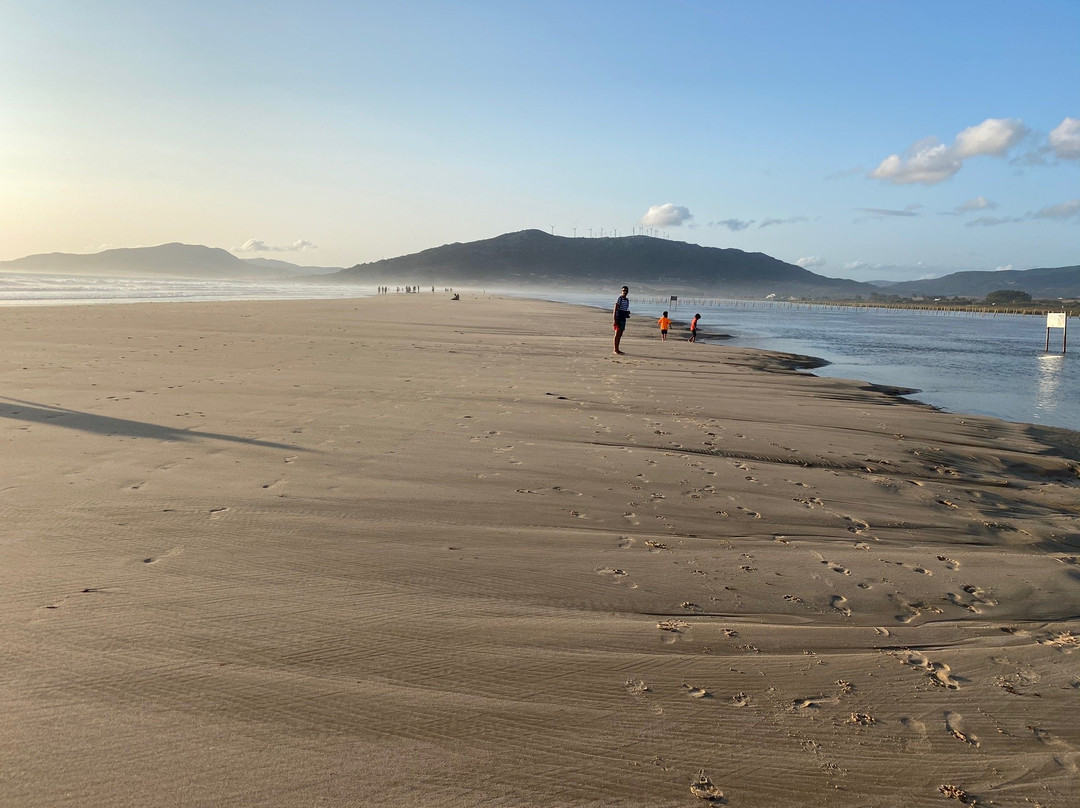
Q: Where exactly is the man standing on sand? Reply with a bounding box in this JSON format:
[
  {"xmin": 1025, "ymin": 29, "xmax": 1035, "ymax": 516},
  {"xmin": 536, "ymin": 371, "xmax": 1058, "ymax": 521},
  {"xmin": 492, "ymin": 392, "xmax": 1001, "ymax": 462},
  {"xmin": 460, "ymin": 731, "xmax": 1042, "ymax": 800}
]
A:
[{"xmin": 613, "ymin": 286, "xmax": 630, "ymax": 354}]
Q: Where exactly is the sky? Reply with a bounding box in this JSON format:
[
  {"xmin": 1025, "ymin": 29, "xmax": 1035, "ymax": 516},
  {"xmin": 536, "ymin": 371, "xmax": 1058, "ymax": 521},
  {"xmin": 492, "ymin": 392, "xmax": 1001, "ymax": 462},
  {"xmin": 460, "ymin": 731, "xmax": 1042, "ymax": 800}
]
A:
[{"xmin": 1, "ymin": 0, "xmax": 1077, "ymax": 281}]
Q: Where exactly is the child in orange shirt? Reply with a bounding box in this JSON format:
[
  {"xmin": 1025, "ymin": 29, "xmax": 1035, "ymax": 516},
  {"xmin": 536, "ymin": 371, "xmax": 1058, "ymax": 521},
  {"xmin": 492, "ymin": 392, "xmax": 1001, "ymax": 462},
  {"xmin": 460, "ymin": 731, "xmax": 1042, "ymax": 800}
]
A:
[
  {"xmin": 657, "ymin": 311, "xmax": 671, "ymax": 340},
  {"xmin": 688, "ymin": 313, "xmax": 700, "ymax": 342}
]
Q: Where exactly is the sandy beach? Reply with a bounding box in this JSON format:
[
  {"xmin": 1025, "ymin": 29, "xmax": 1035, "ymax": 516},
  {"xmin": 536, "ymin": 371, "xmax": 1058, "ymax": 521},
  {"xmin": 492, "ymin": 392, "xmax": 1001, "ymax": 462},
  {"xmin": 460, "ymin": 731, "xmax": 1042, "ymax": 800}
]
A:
[{"xmin": 2, "ymin": 293, "xmax": 1078, "ymax": 808}]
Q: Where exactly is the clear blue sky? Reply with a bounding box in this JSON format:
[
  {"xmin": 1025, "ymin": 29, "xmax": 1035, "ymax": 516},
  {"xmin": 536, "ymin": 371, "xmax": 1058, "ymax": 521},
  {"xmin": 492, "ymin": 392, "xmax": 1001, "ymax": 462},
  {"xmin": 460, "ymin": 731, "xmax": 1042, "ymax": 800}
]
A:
[{"xmin": 2, "ymin": 0, "xmax": 1077, "ymax": 279}]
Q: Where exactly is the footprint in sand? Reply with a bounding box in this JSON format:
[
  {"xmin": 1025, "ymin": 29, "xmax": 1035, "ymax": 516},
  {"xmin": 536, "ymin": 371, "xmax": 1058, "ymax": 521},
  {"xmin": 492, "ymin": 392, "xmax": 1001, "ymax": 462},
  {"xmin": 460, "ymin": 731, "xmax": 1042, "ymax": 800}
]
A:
[
  {"xmin": 617, "ymin": 536, "xmax": 635, "ymax": 549},
  {"xmin": 892, "ymin": 596, "xmax": 944, "ymax": 624},
  {"xmin": 689, "ymin": 770, "xmax": 724, "ymax": 802},
  {"xmin": 898, "ymin": 650, "xmax": 961, "ymax": 689},
  {"xmin": 946, "ymin": 586, "xmax": 997, "ymax": 614},
  {"xmin": 623, "ymin": 512, "xmax": 640, "ymax": 525},
  {"xmin": 209, "ymin": 507, "xmax": 230, "ymax": 518},
  {"xmin": 142, "ymin": 546, "xmax": 184, "ymax": 565},
  {"xmin": 821, "ymin": 560, "xmax": 851, "ymax": 575},
  {"xmin": 597, "ymin": 568, "xmax": 635, "ymax": 588},
  {"xmin": 901, "ymin": 716, "xmax": 932, "ymax": 752},
  {"xmin": 1038, "ymin": 630, "xmax": 1078, "ymax": 650},
  {"xmin": 624, "ymin": 678, "xmax": 651, "ymax": 697},
  {"xmin": 945, "ymin": 711, "xmax": 980, "ymax": 747},
  {"xmin": 793, "ymin": 695, "xmax": 841, "ymax": 710},
  {"xmin": 937, "ymin": 555, "xmax": 960, "ymax": 570},
  {"xmin": 682, "ymin": 683, "xmax": 712, "ymax": 699},
  {"xmin": 831, "ymin": 595, "xmax": 852, "ymax": 616},
  {"xmin": 731, "ymin": 692, "xmax": 751, "ymax": 707},
  {"xmin": 842, "ymin": 516, "xmax": 871, "ymax": 534},
  {"xmin": 657, "ymin": 619, "xmax": 690, "ymax": 643}
]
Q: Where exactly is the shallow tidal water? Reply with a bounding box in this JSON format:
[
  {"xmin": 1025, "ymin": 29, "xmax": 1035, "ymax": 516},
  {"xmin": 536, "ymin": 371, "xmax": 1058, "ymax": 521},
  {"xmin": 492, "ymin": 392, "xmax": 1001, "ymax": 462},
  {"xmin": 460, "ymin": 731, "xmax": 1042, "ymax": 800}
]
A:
[{"xmin": 536, "ymin": 291, "xmax": 1079, "ymax": 434}]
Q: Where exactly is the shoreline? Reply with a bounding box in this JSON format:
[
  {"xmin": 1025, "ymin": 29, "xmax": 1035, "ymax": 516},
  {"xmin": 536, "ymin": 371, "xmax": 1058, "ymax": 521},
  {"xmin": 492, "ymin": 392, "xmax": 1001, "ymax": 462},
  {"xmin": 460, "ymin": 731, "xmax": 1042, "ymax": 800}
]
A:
[{"xmin": 3, "ymin": 294, "xmax": 1078, "ymax": 806}]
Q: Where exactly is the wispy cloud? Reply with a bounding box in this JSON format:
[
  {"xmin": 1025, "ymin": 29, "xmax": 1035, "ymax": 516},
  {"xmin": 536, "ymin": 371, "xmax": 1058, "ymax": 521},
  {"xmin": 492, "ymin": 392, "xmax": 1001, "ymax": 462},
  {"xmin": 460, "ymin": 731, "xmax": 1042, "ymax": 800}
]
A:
[
  {"xmin": 708, "ymin": 219, "xmax": 754, "ymax": 231},
  {"xmin": 953, "ymin": 196, "xmax": 997, "ymax": 214},
  {"xmin": 870, "ymin": 118, "xmax": 1028, "ymax": 185},
  {"xmin": 964, "ymin": 198, "xmax": 1080, "ymax": 227},
  {"xmin": 795, "ymin": 256, "xmax": 825, "ymax": 269},
  {"xmin": 994, "ymin": 264, "xmax": 1014, "ymax": 272},
  {"xmin": 856, "ymin": 203, "xmax": 923, "ymax": 218},
  {"xmin": 758, "ymin": 216, "xmax": 809, "ymax": 229},
  {"xmin": 639, "ymin": 204, "xmax": 692, "ymax": 227},
  {"xmin": 235, "ymin": 238, "xmax": 318, "ymax": 253},
  {"xmin": 1033, "ymin": 199, "xmax": 1080, "ymax": 220},
  {"xmin": 843, "ymin": 260, "xmax": 873, "ymax": 272},
  {"xmin": 824, "ymin": 166, "xmax": 865, "ymax": 180},
  {"xmin": 964, "ymin": 216, "xmax": 1024, "ymax": 227}
]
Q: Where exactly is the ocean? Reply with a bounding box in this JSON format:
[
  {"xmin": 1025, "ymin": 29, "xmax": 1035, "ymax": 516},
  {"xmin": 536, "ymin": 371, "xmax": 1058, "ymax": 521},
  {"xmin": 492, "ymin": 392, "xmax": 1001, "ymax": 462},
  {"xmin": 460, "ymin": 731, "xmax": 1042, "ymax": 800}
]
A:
[
  {"xmin": 0, "ymin": 274, "xmax": 1075, "ymax": 434},
  {"xmin": 0, "ymin": 272, "xmax": 375, "ymax": 306}
]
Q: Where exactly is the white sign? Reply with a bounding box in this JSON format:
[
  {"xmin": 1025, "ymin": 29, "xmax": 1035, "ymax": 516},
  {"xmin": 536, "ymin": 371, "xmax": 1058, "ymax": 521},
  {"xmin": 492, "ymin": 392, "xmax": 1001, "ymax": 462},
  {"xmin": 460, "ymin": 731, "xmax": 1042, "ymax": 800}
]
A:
[{"xmin": 1047, "ymin": 312, "xmax": 1067, "ymax": 329}]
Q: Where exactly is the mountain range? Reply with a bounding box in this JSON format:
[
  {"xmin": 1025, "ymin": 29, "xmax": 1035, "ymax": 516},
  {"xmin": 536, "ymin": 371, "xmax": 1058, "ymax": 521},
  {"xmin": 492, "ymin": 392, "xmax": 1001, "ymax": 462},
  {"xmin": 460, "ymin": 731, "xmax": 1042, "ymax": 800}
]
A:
[
  {"xmin": 332, "ymin": 229, "xmax": 871, "ymax": 298},
  {"xmin": 2, "ymin": 234, "xmax": 1077, "ymax": 299},
  {"xmin": 334, "ymin": 230, "xmax": 1080, "ymax": 299},
  {"xmin": 0, "ymin": 243, "xmax": 338, "ymax": 279},
  {"xmin": 879, "ymin": 265, "xmax": 1080, "ymax": 300}
]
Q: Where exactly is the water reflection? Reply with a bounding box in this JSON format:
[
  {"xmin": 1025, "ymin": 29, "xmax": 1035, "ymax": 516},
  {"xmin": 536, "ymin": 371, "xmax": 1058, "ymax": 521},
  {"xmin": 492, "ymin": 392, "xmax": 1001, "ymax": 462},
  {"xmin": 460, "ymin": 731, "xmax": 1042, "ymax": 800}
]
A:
[{"xmin": 1035, "ymin": 354, "xmax": 1065, "ymax": 416}]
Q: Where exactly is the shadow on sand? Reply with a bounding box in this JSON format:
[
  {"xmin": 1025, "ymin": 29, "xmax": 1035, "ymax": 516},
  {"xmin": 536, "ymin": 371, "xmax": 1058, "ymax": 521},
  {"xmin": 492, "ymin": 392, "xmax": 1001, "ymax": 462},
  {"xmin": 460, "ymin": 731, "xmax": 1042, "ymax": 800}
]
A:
[{"xmin": 0, "ymin": 397, "xmax": 310, "ymax": 452}]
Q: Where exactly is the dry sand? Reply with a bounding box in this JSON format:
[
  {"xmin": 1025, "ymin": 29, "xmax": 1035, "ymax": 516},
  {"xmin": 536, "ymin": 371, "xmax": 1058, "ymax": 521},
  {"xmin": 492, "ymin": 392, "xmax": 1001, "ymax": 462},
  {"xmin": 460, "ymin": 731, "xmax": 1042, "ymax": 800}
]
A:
[{"xmin": 2, "ymin": 294, "xmax": 1078, "ymax": 808}]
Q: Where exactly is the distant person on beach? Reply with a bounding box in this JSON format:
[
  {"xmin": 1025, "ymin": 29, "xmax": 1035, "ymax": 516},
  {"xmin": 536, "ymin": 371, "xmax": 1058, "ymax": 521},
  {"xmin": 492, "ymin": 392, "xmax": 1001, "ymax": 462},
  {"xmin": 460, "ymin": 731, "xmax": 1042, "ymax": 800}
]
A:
[
  {"xmin": 657, "ymin": 311, "xmax": 671, "ymax": 341},
  {"xmin": 613, "ymin": 286, "xmax": 630, "ymax": 354},
  {"xmin": 688, "ymin": 313, "xmax": 700, "ymax": 342}
]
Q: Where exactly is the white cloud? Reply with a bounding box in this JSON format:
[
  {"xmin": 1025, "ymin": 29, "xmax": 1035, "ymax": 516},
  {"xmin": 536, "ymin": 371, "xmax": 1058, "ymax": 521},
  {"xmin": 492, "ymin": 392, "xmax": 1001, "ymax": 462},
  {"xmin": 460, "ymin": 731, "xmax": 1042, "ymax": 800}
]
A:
[
  {"xmin": 843, "ymin": 260, "xmax": 870, "ymax": 271},
  {"xmin": 1033, "ymin": 199, "xmax": 1080, "ymax": 220},
  {"xmin": 870, "ymin": 118, "xmax": 1027, "ymax": 185},
  {"xmin": 795, "ymin": 256, "xmax": 825, "ymax": 269},
  {"xmin": 639, "ymin": 204, "xmax": 692, "ymax": 227},
  {"xmin": 994, "ymin": 264, "xmax": 1014, "ymax": 272},
  {"xmin": 954, "ymin": 196, "xmax": 997, "ymax": 214},
  {"xmin": 235, "ymin": 238, "xmax": 318, "ymax": 253},
  {"xmin": 953, "ymin": 118, "xmax": 1028, "ymax": 158},
  {"xmin": 1048, "ymin": 117, "xmax": 1080, "ymax": 160},
  {"xmin": 870, "ymin": 138, "xmax": 962, "ymax": 185}
]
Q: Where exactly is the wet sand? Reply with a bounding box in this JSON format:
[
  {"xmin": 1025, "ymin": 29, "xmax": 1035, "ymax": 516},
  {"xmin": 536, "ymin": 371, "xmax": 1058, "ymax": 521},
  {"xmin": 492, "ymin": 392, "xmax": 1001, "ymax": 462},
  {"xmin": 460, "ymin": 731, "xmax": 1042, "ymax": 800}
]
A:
[{"xmin": 2, "ymin": 294, "xmax": 1078, "ymax": 807}]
